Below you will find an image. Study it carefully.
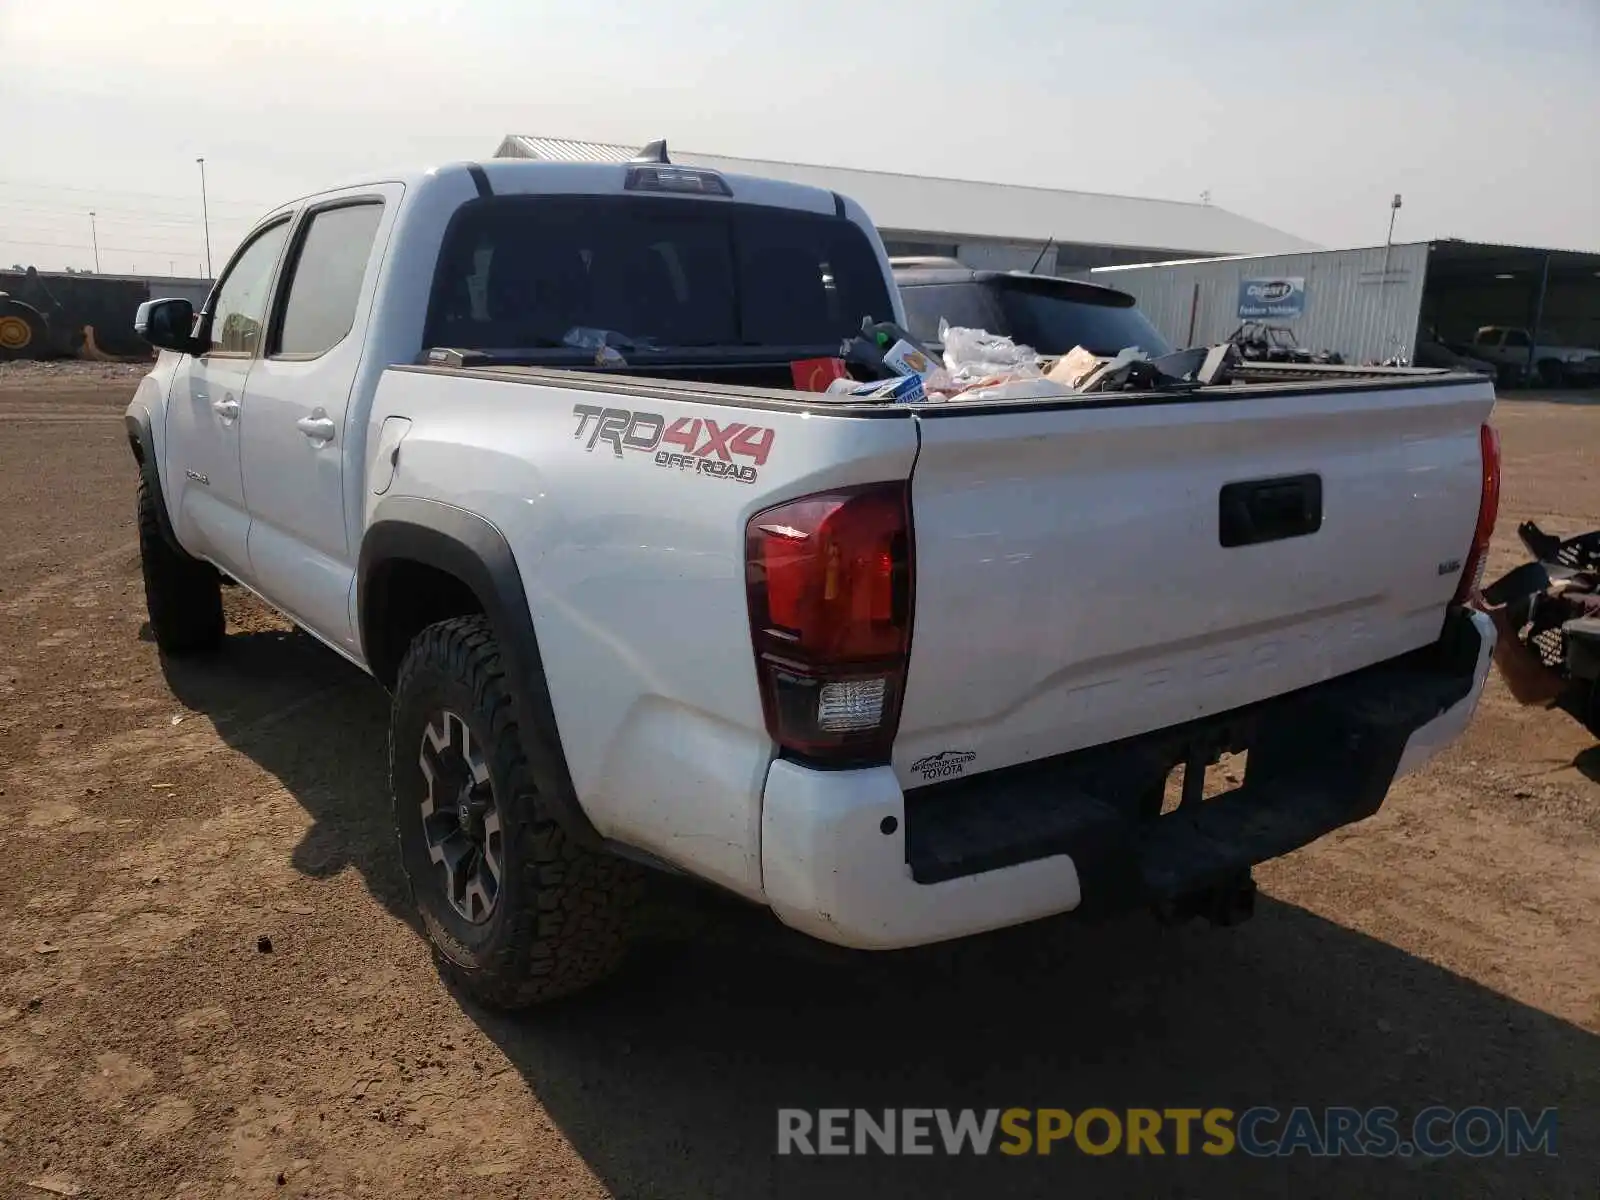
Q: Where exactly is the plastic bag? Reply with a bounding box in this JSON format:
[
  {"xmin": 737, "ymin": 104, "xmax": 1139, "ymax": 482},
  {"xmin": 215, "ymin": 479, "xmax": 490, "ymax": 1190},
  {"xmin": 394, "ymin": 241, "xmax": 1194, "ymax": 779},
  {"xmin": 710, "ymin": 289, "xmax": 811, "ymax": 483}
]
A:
[{"xmin": 939, "ymin": 318, "xmax": 1041, "ymax": 383}]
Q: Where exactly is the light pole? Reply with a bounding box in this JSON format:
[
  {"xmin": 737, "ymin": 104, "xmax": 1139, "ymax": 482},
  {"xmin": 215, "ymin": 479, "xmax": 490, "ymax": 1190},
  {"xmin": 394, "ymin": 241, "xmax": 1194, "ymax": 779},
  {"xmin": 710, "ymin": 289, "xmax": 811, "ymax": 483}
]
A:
[
  {"xmin": 196, "ymin": 157, "xmax": 213, "ymax": 278},
  {"xmin": 1381, "ymin": 192, "xmax": 1403, "ymax": 280},
  {"xmin": 89, "ymin": 211, "xmax": 100, "ymax": 273}
]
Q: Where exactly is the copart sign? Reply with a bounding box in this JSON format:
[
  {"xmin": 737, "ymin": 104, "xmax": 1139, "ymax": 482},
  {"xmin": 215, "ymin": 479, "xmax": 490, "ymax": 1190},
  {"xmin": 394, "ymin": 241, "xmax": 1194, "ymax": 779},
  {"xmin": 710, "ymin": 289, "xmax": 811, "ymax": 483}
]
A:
[{"xmin": 1236, "ymin": 276, "xmax": 1306, "ymax": 319}]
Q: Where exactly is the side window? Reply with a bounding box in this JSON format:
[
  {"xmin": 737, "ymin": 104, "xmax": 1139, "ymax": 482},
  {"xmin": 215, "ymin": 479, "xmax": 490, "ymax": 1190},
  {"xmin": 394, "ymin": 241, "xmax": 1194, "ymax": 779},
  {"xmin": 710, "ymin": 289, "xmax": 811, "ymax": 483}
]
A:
[
  {"xmin": 1503, "ymin": 329, "xmax": 1530, "ymax": 348},
  {"xmin": 273, "ymin": 203, "xmax": 385, "ymax": 357},
  {"xmin": 208, "ymin": 221, "xmax": 291, "ymax": 356}
]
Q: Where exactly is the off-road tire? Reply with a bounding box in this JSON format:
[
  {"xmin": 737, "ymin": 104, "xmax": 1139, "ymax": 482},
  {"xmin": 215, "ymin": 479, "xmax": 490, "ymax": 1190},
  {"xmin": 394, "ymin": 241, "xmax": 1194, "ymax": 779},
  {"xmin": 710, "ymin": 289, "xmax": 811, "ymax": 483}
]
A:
[
  {"xmin": 0, "ymin": 300, "xmax": 46, "ymax": 361},
  {"xmin": 390, "ymin": 615, "xmax": 641, "ymax": 1009},
  {"xmin": 137, "ymin": 477, "xmax": 224, "ymax": 656}
]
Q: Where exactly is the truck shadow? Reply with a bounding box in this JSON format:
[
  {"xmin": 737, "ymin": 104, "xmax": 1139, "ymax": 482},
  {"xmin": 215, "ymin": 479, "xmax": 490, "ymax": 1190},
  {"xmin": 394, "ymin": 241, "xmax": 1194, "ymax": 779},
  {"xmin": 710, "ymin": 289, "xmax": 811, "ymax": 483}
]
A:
[
  {"xmin": 1574, "ymin": 745, "xmax": 1600, "ymax": 784},
  {"xmin": 155, "ymin": 622, "xmax": 415, "ymax": 922},
  {"xmin": 478, "ymin": 907, "xmax": 1597, "ymax": 1198},
  {"xmin": 158, "ymin": 626, "xmax": 1598, "ymax": 1200}
]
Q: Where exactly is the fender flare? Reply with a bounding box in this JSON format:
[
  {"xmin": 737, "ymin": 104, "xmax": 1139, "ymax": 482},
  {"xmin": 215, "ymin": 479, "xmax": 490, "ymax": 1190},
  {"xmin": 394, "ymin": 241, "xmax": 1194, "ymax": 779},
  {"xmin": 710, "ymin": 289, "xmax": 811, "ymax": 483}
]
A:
[
  {"xmin": 0, "ymin": 296, "xmax": 49, "ymax": 324},
  {"xmin": 357, "ymin": 496, "xmax": 602, "ymax": 849},
  {"xmin": 124, "ymin": 406, "xmax": 190, "ymax": 557}
]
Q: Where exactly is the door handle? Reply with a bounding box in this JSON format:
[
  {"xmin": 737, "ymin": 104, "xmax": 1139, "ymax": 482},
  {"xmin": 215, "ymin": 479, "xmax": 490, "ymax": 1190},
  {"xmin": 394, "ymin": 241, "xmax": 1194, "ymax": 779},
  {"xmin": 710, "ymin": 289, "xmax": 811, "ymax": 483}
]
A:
[
  {"xmin": 211, "ymin": 396, "xmax": 240, "ymax": 420},
  {"xmin": 296, "ymin": 415, "xmax": 337, "ymax": 442}
]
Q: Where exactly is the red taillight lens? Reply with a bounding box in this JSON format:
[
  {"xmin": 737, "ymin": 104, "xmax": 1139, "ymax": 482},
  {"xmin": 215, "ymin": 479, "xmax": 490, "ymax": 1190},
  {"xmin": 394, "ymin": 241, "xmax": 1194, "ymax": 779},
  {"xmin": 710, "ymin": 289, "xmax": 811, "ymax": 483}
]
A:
[
  {"xmin": 1453, "ymin": 422, "xmax": 1502, "ymax": 604},
  {"xmin": 746, "ymin": 482, "xmax": 913, "ymax": 765}
]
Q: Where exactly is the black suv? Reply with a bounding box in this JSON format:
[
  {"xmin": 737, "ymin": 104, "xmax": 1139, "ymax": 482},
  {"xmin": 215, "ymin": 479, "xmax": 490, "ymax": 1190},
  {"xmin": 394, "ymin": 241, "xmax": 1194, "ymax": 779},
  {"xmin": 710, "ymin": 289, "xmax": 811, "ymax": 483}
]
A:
[{"xmin": 891, "ymin": 258, "xmax": 1172, "ymax": 358}]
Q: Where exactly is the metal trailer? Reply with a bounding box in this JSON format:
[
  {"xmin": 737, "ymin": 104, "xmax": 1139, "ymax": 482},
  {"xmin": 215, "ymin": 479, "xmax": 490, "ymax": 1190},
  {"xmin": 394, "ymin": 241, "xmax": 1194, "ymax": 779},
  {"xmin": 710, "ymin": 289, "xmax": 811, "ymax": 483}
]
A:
[
  {"xmin": 1089, "ymin": 241, "xmax": 1600, "ymax": 382},
  {"xmin": 0, "ymin": 268, "xmax": 212, "ymax": 361}
]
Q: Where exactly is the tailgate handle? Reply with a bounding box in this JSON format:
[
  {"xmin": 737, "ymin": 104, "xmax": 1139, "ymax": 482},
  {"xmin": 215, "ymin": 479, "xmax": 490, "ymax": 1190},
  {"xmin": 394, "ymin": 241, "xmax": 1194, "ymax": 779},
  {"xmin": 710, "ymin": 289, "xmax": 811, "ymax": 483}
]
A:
[{"xmin": 1219, "ymin": 474, "xmax": 1322, "ymax": 547}]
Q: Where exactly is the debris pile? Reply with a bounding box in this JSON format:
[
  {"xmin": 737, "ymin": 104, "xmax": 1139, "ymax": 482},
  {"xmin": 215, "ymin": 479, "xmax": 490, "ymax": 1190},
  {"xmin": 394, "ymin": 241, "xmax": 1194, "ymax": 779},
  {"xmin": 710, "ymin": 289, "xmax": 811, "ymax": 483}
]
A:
[{"xmin": 793, "ymin": 317, "xmax": 1218, "ymax": 404}]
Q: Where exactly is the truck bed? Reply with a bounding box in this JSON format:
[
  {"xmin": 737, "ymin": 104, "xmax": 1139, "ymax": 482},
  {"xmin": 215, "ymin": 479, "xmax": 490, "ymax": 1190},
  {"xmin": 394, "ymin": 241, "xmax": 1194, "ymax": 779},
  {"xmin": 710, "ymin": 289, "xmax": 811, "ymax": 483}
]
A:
[
  {"xmin": 371, "ymin": 359, "xmax": 1492, "ymax": 899},
  {"xmin": 392, "ymin": 358, "xmax": 1486, "ymax": 417}
]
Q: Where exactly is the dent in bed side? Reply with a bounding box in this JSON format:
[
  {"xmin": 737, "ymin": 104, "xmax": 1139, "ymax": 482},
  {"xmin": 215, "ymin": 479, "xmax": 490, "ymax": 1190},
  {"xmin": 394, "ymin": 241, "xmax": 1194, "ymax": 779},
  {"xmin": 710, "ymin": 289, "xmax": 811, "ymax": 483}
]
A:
[{"xmin": 356, "ymin": 495, "xmax": 603, "ymax": 850}]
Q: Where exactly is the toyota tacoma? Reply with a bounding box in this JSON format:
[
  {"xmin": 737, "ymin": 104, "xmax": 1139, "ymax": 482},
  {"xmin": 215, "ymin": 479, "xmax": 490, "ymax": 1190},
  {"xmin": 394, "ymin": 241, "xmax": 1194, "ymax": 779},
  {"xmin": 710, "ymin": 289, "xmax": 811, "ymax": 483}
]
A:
[{"xmin": 125, "ymin": 146, "xmax": 1501, "ymax": 1008}]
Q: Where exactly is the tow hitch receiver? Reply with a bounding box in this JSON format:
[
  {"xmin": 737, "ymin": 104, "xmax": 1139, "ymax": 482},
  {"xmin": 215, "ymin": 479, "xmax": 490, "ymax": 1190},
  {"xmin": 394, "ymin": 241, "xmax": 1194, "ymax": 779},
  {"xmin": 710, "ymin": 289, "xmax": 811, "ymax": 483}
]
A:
[
  {"xmin": 1149, "ymin": 740, "xmax": 1259, "ymax": 926},
  {"xmin": 1153, "ymin": 868, "xmax": 1257, "ymax": 927}
]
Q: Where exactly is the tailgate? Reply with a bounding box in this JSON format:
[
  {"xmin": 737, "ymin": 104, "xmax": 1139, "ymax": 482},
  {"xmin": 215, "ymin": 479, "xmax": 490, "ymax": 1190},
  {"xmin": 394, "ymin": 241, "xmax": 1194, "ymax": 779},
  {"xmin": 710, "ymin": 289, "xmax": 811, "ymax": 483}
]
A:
[{"xmin": 894, "ymin": 378, "xmax": 1495, "ymax": 787}]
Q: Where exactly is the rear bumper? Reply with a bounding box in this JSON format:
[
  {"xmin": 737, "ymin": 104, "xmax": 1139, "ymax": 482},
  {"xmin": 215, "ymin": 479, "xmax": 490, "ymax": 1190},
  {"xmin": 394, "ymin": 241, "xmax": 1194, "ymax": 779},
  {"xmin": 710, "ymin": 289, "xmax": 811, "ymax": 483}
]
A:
[{"xmin": 760, "ymin": 609, "xmax": 1493, "ymax": 950}]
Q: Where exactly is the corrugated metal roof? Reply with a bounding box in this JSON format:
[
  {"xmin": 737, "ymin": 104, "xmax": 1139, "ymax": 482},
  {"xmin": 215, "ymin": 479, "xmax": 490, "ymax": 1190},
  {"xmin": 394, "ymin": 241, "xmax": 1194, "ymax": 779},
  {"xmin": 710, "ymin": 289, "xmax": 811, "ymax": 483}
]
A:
[{"xmin": 496, "ymin": 134, "xmax": 1319, "ymax": 256}]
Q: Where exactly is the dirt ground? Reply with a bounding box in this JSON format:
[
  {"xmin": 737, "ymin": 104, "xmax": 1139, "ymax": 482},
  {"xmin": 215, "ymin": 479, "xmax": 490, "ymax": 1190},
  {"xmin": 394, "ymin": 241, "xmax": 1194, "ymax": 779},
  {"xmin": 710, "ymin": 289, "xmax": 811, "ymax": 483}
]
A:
[{"xmin": 0, "ymin": 363, "xmax": 1596, "ymax": 1199}]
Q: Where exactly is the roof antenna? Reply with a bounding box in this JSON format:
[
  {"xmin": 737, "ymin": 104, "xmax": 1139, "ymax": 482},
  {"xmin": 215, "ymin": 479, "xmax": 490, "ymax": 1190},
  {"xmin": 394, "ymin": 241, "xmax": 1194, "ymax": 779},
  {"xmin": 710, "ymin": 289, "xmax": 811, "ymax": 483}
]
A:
[
  {"xmin": 1029, "ymin": 236, "xmax": 1055, "ymax": 274},
  {"xmin": 631, "ymin": 139, "xmax": 670, "ymax": 164}
]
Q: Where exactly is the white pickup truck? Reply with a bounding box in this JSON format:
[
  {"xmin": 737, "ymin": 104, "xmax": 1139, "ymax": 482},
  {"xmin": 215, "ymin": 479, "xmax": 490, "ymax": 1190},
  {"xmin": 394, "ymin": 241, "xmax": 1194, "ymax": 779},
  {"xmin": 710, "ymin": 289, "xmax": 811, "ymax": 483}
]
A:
[
  {"xmin": 126, "ymin": 148, "xmax": 1501, "ymax": 1009},
  {"xmin": 1469, "ymin": 326, "xmax": 1600, "ymax": 388}
]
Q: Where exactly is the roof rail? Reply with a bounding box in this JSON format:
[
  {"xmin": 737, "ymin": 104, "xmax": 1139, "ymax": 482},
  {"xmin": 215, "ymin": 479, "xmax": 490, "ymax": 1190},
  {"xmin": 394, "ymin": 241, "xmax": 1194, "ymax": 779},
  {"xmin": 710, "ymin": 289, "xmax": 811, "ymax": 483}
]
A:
[{"xmin": 631, "ymin": 139, "xmax": 670, "ymax": 164}]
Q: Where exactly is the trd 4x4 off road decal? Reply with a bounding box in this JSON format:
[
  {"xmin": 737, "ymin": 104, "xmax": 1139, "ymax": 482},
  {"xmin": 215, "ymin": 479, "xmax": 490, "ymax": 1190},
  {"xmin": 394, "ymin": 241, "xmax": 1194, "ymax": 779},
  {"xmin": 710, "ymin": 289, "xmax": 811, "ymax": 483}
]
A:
[{"xmin": 571, "ymin": 404, "xmax": 774, "ymax": 484}]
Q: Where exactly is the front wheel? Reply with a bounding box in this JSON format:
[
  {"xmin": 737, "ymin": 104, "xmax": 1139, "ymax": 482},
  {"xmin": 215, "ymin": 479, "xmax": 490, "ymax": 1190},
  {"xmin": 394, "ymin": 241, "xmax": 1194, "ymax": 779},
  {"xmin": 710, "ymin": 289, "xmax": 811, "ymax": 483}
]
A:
[{"xmin": 389, "ymin": 615, "xmax": 641, "ymax": 1009}]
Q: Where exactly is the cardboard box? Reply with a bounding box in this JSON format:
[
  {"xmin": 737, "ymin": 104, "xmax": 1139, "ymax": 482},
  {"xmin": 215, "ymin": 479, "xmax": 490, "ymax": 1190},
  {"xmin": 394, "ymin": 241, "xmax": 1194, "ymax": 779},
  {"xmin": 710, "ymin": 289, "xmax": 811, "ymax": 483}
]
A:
[
  {"xmin": 882, "ymin": 339, "xmax": 937, "ymax": 378},
  {"xmin": 825, "ymin": 374, "xmax": 927, "ymax": 403}
]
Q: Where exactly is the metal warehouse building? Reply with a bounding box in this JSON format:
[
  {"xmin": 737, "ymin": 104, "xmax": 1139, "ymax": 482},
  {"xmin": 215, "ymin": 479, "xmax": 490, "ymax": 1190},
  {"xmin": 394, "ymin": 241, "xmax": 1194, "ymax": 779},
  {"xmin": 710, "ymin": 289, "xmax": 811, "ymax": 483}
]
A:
[
  {"xmin": 494, "ymin": 135, "xmax": 1317, "ymax": 274},
  {"xmin": 1091, "ymin": 240, "xmax": 1600, "ymax": 375}
]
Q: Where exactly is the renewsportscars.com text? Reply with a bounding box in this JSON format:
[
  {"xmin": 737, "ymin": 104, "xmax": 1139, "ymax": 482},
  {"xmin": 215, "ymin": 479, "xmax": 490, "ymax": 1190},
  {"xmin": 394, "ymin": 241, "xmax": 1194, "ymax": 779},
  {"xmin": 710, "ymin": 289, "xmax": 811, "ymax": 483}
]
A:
[{"xmin": 776, "ymin": 1106, "xmax": 1559, "ymax": 1159}]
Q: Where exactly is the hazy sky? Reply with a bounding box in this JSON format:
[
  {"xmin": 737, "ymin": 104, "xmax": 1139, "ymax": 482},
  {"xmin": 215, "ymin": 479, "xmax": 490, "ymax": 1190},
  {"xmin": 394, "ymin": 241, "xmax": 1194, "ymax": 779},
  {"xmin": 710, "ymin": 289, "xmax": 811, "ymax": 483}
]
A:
[{"xmin": 2, "ymin": 0, "xmax": 1595, "ymax": 277}]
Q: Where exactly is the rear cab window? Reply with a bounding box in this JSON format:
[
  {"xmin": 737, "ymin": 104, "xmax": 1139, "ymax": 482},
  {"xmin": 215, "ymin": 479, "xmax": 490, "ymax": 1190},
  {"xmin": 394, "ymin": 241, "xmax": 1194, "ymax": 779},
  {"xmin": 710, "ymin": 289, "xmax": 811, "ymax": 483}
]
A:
[{"xmin": 424, "ymin": 195, "xmax": 894, "ymax": 358}]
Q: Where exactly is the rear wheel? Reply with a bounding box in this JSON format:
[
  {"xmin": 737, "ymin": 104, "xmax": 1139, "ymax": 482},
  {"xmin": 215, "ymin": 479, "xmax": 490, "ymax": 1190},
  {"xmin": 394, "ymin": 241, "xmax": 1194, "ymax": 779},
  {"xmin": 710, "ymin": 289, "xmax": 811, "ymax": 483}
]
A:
[
  {"xmin": 0, "ymin": 301, "xmax": 46, "ymax": 361},
  {"xmin": 137, "ymin": 478, "xmax": 224, "ymax": 656},
  {"xmin": 390, "ymin": 615, "xmax": 641, "ymax": 1009},
  {"xmin": 1536, "ymin": 359, "xmax": 1566, "ymax": 388}
]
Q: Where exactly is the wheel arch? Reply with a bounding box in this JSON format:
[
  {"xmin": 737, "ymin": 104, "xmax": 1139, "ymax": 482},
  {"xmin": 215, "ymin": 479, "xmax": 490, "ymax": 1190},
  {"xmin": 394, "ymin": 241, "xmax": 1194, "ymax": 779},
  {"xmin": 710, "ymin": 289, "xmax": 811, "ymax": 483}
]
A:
[
  {"xmin": 125, "ymin": 407, "xmax": 188, "ymax": 556},
  {"xmin": 358, "ymin": 496, "xmax": 602, "ymax": 849}
]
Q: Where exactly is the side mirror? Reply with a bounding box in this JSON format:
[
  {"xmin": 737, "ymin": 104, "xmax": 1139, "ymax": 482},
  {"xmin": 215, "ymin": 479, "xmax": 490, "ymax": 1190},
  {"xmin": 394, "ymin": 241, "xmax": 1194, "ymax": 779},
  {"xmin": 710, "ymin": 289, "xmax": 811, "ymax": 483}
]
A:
[{"xmin": 135, "ymin": 298, "xmax": 199, "ymax": 354}]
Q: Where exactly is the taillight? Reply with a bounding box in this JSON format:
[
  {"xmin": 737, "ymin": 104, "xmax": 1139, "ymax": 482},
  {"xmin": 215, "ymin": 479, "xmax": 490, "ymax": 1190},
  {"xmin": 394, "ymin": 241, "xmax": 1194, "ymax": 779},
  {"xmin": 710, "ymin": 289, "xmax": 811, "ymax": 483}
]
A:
[
  {"xmin": 1453, "ymin": 422, "xmax": 1502, "ymax": 604},
  {"xmin": 745, "ymin": 482, "xmax": 913, "ymax": 766}
]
